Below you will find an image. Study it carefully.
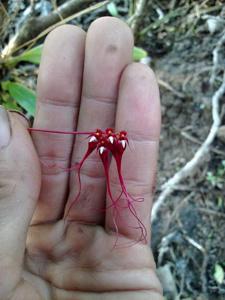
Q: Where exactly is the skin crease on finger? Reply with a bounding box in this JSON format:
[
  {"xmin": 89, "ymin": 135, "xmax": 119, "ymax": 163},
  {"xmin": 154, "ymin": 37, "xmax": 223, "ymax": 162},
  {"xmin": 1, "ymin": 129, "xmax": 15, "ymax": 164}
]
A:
[{"xmin": 0, "ymin": 18, "xmax": 163, "ymax": 300}]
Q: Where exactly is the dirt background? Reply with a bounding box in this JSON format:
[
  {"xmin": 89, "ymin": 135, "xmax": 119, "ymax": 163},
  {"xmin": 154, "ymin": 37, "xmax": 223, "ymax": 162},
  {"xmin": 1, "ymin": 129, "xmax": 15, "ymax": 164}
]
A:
[
  {"xmin": 144, "ymin": 1, "xmax": 225, "ymax": 299},
  {"xmin": 0, "ymin": 1, "xmax": 225, "ymax": 299}
]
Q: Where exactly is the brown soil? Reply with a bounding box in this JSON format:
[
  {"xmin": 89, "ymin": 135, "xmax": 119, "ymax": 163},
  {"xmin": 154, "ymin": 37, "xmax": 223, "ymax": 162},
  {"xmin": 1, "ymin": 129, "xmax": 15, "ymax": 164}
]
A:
[{"xmin": 144, "ymin": 5, "xmax": 225, "ymax": 299}]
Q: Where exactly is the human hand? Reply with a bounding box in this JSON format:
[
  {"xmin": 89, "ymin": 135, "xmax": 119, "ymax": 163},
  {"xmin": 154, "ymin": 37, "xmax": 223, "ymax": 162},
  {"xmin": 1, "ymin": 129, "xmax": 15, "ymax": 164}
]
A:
[{"xmin": 0, "ymin": 17, "xmax": 162, "ymax": 300}]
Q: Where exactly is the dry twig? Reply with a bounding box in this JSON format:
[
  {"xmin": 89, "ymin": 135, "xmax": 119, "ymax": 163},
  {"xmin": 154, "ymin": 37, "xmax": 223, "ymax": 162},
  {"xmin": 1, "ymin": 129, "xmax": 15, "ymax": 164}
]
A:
[
  {"xmin": 181, "ymin": 131, "xmax": 225, "ymax": 156},
  {"xmin": 158, "ymin": 78, "xmax": 186, "ymax": 99},
  {"xmin": 152, "ymin": 31, "xmax": 225, "ymax": 222},
  {"xmin": 152, "ymin": 72, "xmax": 225, "ymax": 222},
  {"xmin": 2, "ymin": 0, "xmax": 108, "ymax": 57},
  {"xmin": 129, "ymin": 0, "xmax": 147, "ymax": 39},
  {"xmin": 210, "ymin": 29, "xmax": 225, "ymax": 85}
]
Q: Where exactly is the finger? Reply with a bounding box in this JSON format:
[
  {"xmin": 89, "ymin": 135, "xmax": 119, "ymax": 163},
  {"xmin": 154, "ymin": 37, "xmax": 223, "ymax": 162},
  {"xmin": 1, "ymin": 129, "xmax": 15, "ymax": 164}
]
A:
[
  {"xmin": 31, "ymin": 25, "xmax": 86, "ymax": 224},
  {"xmin": 66, "ymin": 17, "xmax": 133, "ymax": 223},
  {"xmin": 106, "ymin": 63, "xmax": 161, "ymax": 243},
  {"xmin": 0, "ymin": 108, "xmax": 41, "ymax": 298}
]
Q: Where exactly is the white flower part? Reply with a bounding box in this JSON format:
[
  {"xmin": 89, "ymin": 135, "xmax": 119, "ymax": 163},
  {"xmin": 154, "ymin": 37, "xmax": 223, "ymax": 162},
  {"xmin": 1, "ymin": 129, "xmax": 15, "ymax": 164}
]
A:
[
  {"xmin": 108, "ymin": 136, "xmax": 114, "ymax": 144},
  {"xmin": 121, "ymin": 140, "xmax": 126, "ymax": 149},
  {"xmin": 90, "ymin": 136, "xmax": 97, "ymax": 143},
  {"xmin": 99, "ymin": 146, "xmax": 105, "ymax": 155}
]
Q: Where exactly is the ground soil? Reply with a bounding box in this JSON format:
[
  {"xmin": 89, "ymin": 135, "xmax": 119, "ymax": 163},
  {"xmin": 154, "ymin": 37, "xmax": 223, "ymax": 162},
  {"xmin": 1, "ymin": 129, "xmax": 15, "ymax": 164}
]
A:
[{"xmin": 144, "ymin": 10, "xmax": 225, "ymax": 300}]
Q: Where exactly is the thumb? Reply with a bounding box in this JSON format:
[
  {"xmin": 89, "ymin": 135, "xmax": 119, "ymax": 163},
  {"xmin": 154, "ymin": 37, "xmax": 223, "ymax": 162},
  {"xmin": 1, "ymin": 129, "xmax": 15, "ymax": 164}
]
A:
[{"xmin": 0, "ymin": 106, "xmax": 41, "ymax": 296}]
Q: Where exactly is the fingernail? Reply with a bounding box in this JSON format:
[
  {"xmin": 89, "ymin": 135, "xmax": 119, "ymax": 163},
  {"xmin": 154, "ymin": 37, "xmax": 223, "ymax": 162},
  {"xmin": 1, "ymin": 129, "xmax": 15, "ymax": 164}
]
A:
[{"xmin": 0, "ymin": 106, "xmax": 11, "ymax": 149}]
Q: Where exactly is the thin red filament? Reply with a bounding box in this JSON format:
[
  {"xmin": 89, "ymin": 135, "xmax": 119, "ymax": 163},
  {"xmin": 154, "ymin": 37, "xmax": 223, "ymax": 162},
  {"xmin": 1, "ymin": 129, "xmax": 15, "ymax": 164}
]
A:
[{"xmin": 28, "ymin": 128, "xmax": 93, "ymax": 135}]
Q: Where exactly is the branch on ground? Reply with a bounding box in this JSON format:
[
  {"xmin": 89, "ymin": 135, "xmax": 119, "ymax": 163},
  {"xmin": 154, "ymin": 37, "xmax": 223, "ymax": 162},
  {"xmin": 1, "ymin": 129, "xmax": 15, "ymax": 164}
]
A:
[
  {"xmin": 129, "ymin": 0, "xmax": 146, "ymax": 39},
  {"xmin": 152, "ymin": 30, "xmax": 225, "ymax": 222},
  {"xmin": 2, "ymin": 0, "xmax": 95, "ymax": 57}
]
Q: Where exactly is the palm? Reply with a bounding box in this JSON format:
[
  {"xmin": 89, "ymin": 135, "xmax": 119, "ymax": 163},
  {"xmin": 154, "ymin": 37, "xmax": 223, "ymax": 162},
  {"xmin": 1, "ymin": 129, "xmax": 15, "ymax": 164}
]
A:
[
  {"xmin": 25, "ymin": 220, "xmax": 159, "ymax": 299},
  {"xmin": 0, "ymin": 18, "xmax": 162, "ymax": 300}
]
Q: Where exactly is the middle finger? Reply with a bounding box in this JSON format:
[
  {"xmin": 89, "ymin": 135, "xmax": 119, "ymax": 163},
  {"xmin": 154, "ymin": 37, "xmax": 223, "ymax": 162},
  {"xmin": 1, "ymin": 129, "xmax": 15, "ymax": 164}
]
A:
[{"xmin": 66, "ymin": 17, "xmax": 133, "ymax": 223}]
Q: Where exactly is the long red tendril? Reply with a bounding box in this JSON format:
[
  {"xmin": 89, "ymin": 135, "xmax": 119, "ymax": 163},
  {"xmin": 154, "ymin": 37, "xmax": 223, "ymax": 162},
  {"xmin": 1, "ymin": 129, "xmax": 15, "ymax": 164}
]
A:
[{"xmin": 29, "ymin": 127, "xmax": 147, "ymax": 245}]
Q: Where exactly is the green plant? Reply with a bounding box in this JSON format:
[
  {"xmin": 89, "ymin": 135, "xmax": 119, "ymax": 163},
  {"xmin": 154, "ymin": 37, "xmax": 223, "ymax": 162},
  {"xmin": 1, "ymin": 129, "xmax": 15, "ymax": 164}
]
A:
[
  {"xmin": 4, "ymin": 45, "xmax": 43, "ymax": 67},
  {"xmin": 0, "ymin": 45, "xmax": 42, "ymax": 116},
  {"xmin": 1, "ymin": 81, "xmax": 36, "ymax": 116},
  {"xmin": 206, "ymin": 160, "xmax": 225, "ymax": 189}
]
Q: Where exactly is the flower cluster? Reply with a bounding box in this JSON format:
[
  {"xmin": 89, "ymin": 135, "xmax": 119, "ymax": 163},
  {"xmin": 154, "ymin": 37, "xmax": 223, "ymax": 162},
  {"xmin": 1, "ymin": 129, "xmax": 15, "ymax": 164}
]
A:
[
  {"xmin": 29, "ymin": 127, "xmax": 147, "ymax": 246},
  {"xmin": 88, "ymin": 128, "xmax": 128, "ymax": 156}
]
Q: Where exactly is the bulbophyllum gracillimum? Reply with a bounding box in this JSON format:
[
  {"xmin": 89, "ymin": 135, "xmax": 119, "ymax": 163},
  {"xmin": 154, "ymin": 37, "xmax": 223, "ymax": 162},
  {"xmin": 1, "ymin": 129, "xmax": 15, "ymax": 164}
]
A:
[{"xmin": 29, "ymin": 127, "xmax": 147, "ymax": 247}]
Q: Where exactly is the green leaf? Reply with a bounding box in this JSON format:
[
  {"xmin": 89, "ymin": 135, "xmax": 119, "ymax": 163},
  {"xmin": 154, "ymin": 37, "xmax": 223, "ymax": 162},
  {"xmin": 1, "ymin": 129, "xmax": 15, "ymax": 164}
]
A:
[
  {"xmin": 1, "ymin": 92, "xmax": 21, "ymax": 111},
  {"xmin": 107, "ymin": 2, "xmax": 118, "ymax": 17},
  {"xmin": 133, "ymin": 46, "xmax": 148, "ymax": 61},
  {"xmin": 214, "ymin": 264, "xmax": 224, "ymax": 284},
  {"xmin": 17, "ymin": 44, "xmax": 43, "ymax": 64},
  {"xmin": 1, "ymin": 81, "xmax": 10, "ymax": 91},
  {"xmin": 6, "ymin": 45, "xmax": 43, "ymax": 66},
  {"xmin": 2, "ymin": 81, "xmax": 36, "ymax": 116}
]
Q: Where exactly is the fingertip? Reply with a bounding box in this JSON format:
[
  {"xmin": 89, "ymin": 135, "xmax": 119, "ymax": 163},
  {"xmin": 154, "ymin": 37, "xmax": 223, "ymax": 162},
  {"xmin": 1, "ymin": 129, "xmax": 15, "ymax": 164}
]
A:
[
  {"xmin": 88, "ymin": 16, "xmax": 133, "ymax": 44},
  {"xmin": 44, "ymin": 24, "xmax": 85, "ymax": 45},
  {"xmin": 117, "ymin": 62, "xmax": 161, "ymax": 140},
  {"xmin": 38, "ymin": 24, "xmax": 86, "ymax": 101},
  {"xmin": 121, "ymin": 63, "xmax": 158, "ymax": 89},
  {"xmin": 85, "ymin": 17, "xmax": 134, "ymax": 69}
]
